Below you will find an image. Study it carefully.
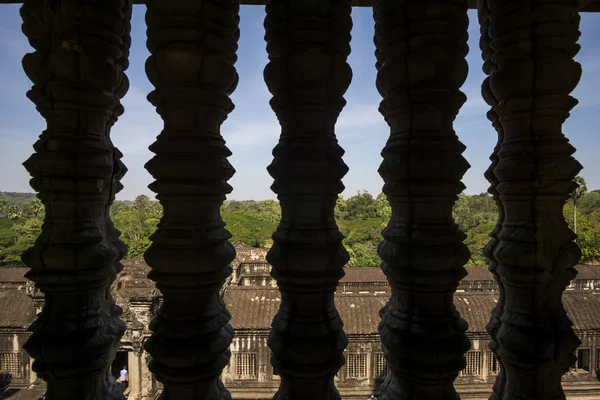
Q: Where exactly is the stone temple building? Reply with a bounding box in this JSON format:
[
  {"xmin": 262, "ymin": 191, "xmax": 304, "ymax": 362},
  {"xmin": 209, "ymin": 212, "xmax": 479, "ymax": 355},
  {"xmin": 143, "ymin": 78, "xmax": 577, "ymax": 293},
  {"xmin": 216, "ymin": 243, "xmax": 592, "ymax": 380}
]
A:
[
  {"xmin": 0, "ymin": 0, "xmax": 599, "ymax": 399},
  {"xmin": 223, "ymin": 253, "xmax": 600, "ymax": 400},
  {"xmin": 1, "ymin": 244, "xmax": 600, "ymax": 399}
]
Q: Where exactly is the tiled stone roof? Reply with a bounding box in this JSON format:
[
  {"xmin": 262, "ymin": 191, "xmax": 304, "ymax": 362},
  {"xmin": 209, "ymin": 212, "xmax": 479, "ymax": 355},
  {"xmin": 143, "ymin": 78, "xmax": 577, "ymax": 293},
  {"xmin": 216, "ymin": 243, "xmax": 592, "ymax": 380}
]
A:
[
  {"xmin": 224, "ymin": 288, "xmax": 388, "ymax": 335},
  {"xmin": 232, "ymin": 243, "xmax": 269, "ymax": 267},
  {"xmin": 563, "ymin": 292, "xmax": 600, "ymax": 331},
  {"xmin": 0, "ymin": 268, "xmax": 28, "ymax": 284},
  {"xmin": 225, "ymin": 288, "xmax": 280, "ymax": 331},
  {"xmin": 340, "ymin": 268, "xmax": 387, "ymax": 283},
  {"xmin": 464, "ymin": 267, "xmax": 494, "ymax": 281},
  {"xmin": 0, "ymin": 289, "xmax": 35, "ymax": 328},
  {"xmin": 225, "ymin": 287, "xmax": 600, "ymax": 334},
  {"xmin": 336, "ymin": 295, "xmax": 387, "ymax": 334},
  {"xmin": 573, "ymin": 264, "xmax": 600, "ymax": 280},
  {"xmin": 454, "ymin": 294, "xmax": 499, "ymax": 332}
]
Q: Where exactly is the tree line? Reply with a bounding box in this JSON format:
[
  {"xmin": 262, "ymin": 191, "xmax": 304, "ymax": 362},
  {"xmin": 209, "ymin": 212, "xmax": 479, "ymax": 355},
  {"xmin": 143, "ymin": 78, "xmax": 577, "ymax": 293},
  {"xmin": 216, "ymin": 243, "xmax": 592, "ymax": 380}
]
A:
[{"xmin": 1, "ymin": 180, "xmax": 599, "ymax": 267}]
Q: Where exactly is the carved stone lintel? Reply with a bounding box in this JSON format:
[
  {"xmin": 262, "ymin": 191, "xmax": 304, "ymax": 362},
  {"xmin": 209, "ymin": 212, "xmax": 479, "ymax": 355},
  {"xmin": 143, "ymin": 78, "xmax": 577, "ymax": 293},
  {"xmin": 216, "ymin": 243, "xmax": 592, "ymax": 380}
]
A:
[
  {"xmin": 263, "ymin": 1, "xmax": 352, "ymax": 399},
  {"xmin": 143, "ymin": 1, "xmax": 240, "ymax": 399},
  {"xmin": 373, "ymin": 1, "xmax": 471, "ymax": 399},
  {"xmin": 19, "ymin": 0, "xmax": 132, "ymax": 399},
  {"xmin": 478, "ymin": 1, "xmax": 583, "ymax": 399}
]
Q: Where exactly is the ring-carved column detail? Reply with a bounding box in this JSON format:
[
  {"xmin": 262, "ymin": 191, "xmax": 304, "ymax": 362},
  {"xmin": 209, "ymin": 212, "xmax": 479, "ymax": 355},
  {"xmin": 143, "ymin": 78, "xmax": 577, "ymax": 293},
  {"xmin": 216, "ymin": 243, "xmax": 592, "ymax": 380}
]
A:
[
  {"xmin": 143, "ymin": 1, "xmax": 240, "ymax": 399},
  {"xmin": 263, "ymin": 1, "xmax": 352, "ymax": 399},
  {"xmin": 373, "ymin": 1, "xmax": 471, "ymax": 399},
  {"xmin": 19, "ymin": 0, "xmax": 132, "ymax": 399},
  {"xmin": 478, "ymin": 1, "xmax": 583, "ymax": 399}
]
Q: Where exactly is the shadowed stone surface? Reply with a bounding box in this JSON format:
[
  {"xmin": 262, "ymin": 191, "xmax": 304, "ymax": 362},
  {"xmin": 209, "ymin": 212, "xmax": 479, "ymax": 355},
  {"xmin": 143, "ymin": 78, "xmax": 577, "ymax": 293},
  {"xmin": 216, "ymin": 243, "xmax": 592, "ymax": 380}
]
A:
[
  {"xmin": 263, "ymin": 1, "xmax": 353, "ymax": 399},
  {"xmin": 479, "ymin": 0, "xmax": 583, "ymax": 399},
  {"xmin": 19, "ymin": 0, "xmax": 132, "ymax": 399},
  {"xmin": 143, "ymin": 0, "xmax": 240, "ymax": 399},
  {"xmin": 373, "ymin": 0, "xmax": 472, "ymax": 399}
]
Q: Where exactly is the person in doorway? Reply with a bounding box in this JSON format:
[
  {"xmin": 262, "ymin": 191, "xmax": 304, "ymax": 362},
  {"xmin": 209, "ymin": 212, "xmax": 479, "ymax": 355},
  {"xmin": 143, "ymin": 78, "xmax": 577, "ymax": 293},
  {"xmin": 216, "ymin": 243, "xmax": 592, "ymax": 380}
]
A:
[{"xmin": 119, "ymin": 366, "xmax": 128, "ymax": 385}]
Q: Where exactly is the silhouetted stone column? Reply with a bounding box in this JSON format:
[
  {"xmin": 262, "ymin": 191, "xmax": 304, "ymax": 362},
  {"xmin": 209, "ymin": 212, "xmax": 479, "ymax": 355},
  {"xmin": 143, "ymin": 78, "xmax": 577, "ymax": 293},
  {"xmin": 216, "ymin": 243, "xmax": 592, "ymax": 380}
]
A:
[
  {"xmin": 263, "ymin": 1, "xmax": 352, "ymax": 399},
  {"xmin": 143, "ymin": 0, "xmax": 239, "ymax": 399},
  {"xmin": 478, "ymin": 1, "xmax": 583, "ymax": 399},
  {"xmin": 19, "ymin": 0, "xmax": 132, "ymax": 399},
  {"xmin": 373, "ymin": 0, "xmax": 471, "ymax": 399}
]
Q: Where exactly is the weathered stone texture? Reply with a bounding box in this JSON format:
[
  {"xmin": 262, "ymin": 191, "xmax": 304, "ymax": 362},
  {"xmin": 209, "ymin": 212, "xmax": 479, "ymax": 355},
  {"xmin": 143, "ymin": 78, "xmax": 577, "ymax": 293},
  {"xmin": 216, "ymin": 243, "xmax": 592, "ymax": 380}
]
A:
[
  {"xmin": 478, "ymin": 0, "xmax": 583, "ymax": 399},
  {"xmin": 19, "ymin": 0, "xmax": 132, "ymax": 398},
  {"xmin": 373, "ymin": 0, "xmax": 472, "ymax": 399},
  {"xmin": 143, "ymin": 0, "xmax": 240, "ymax": 399},
  {"xmin": 263, "ymin": 1, "xmax": 353, "ymax": 399}
]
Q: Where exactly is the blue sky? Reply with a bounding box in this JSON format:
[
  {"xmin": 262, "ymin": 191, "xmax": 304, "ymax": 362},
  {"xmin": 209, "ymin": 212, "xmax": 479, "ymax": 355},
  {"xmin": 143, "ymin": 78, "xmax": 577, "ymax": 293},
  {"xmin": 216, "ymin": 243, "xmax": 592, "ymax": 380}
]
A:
[{"xmin": 1, "ymin": 5, "xmax": 599, "ymax": 200}]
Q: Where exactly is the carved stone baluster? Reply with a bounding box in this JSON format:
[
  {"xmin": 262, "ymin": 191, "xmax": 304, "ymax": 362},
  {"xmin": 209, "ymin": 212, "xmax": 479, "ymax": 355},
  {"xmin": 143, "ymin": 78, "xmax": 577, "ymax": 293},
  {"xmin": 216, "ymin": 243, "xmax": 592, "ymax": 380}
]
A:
[
  {"xmin": 143, "ymin": 1, "xmax": 239, "ymax": 399},
  {"xmin": 263, "ymin": 1, "xmax": 352, "ymax": 399},
  {"xmin": 477, "ymin": 4, "xmax": 507, "ymax": 395},
  {"xmin": 19, "ymin": 0, "xmax": 132, "ymax": 399},
  {"xmin": 478, "ymin": 1, "xmax": 583, "ymax": 399},
  {"xmin": 373, "ymin": 1, "xmax": 471, "ymax": 399}
]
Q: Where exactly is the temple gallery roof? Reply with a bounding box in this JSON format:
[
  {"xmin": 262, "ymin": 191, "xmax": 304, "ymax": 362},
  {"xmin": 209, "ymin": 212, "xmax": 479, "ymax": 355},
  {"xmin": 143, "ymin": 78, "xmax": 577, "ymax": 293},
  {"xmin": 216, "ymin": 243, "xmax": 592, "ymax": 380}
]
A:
[
  {"xmin": 2, "ymin": 260, "xmax": 599, "ymax": 333},
  {"xmin": 340, "ymin": 268, "xmax": 387, "ymax": 283},
  {"xmin": 0, "ymin": 288, "xmax": 35, "ymax": 328},
  {"xmin": 224, "ymin": 287, "xmax": 600, "ymax": 334},
  {"xmin": 0, "ymin": 268, "xmax": 29, "ymax": 284}
]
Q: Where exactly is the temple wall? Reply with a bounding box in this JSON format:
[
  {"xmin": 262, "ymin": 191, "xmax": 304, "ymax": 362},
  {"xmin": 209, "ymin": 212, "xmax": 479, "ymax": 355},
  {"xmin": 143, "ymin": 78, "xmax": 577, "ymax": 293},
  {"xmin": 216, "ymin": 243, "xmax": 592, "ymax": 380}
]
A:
[{"xmin": 0, "ymin": 331, "xmax": 32, "ymax": 388}]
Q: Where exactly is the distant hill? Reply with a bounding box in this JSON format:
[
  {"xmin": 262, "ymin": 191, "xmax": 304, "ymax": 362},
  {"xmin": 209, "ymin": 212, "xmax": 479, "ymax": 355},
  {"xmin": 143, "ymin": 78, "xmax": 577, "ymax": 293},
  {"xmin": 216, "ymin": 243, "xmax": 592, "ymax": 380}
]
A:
[{"xmin": 0, "ymin": 192, "xmax": 37, "ymax": 205}]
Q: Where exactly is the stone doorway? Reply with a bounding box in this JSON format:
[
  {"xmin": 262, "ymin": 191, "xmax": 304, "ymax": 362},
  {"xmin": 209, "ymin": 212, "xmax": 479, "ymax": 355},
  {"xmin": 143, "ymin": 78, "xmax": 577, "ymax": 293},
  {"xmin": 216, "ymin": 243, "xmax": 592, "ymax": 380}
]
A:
[{"xmin": 111, "ymin": 351, "xmax": 129, "ymax": 381}]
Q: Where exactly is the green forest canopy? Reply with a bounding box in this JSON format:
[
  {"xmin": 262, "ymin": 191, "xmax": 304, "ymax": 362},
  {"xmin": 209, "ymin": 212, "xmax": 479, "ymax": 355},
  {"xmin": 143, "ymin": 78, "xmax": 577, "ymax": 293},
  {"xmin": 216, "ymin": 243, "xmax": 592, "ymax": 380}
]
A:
[{"xmin": 1, "ymin": 188, "xmax": 599, "ymax": 267}]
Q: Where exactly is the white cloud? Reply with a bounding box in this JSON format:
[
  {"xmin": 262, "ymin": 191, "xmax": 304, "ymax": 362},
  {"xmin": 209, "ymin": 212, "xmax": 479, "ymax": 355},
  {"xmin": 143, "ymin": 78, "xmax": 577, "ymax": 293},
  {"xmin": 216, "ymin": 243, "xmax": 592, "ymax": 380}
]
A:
[
  {"xmin": 338, "ymin": 102, "xmax": 382, "ymax": 130},
  {"xmin": 111, "ymin": 85, "xmax": 160, "ymax": 157},
  {"xmin": 224, "ymin": 116, "xmax": 280, "ymax": 149},
  {"xmin": 224, "ymin": 100, "xmax": 386, "ymax": 150}
]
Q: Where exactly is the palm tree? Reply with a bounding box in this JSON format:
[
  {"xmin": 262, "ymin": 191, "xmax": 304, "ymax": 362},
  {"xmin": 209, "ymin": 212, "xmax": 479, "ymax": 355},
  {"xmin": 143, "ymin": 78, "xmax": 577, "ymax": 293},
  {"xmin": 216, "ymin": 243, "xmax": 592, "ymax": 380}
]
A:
[
  {"xmin": 571, "ymin": 176, "xmax": 587, "ymax": 235},
  {"xmin": 27, "ymin": 199, "xmax": 44, "ymax": 219},
  {"xmin": 6, "ymin": 205, "xmax": 22, "ymax": 225}
]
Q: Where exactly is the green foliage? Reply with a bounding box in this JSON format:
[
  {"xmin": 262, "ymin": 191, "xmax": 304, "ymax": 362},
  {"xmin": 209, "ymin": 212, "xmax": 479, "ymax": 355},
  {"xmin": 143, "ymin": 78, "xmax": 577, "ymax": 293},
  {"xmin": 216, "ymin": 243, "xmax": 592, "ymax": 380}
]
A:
[
  {"xmin": 25, "ymin": 199, "xmax": 44, "ymax": 218},
  {"xmin": 564, "ymin": 201, "xmax": 600, "ymax": 263},
  {"xmin": 578, "ymin": 190, "xmax": 600, "ymax": 214},
  {"xmin": 334, "ymin": 192, "xmax": 389, "ymax": 267},
  {"xmin": 571, "ymin": 176, "xmax": 588, "ymax": 202},
  {"xmin": 463, "ymin": 220, "xmax": 497, "ymax": 266},
  {"xmin": 0, "ymin": 240, "xmax": 34, "ymax": 266},
  {"xmin": 453, "ymin": 193, "xmax": 497, "ymax": 231},
  {"xmin": 452, "ymin": 193, "xmax": 498, "ymax": 265},
  {"xmin": 1, "ymin": 188, "xmax": 600, "ymax": 268},
  {"xmin": 0, "ymin": 192, "xmax": 37, "ymax": 205},
  {"xmin": 111, "ymin": 195, "xmax": 161, "ymax": 259},
  {"xmin": 0, "ymin": 217, "xmax": 41, "ymax": 266},
  {"xmin": 337, "ymin": 216, "xmax": 384, "ymax": 267},
  {"xmin": 577, "ymin": 210, "xmax": 600, "ymax": 263},
  {"xmin": 222, "ymin": 212, "xmax": 276, "ymax": 248},
  {"xmin": 5, "ymin": 205, "xmax": 22, "ymax": 225},
  {"xmin": 0, "ymin": 219, "xmax": 18, "ymax": 249},
  {"xmin": 222, "ymin": 200, "xmax": 281, "ymax": 224},
  {"xmin": 336, "ymin": 191, "xmax": 390, "ymax": 223}
]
